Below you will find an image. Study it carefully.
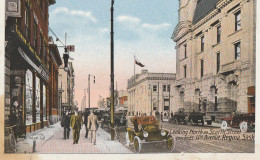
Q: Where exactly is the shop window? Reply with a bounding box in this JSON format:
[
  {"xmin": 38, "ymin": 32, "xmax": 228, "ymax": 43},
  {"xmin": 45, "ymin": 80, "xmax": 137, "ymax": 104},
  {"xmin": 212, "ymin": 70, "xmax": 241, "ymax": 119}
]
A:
[
  {"xmin": 25, "ymin": 70, "xmax": 33, "ymax": 125},
  {"xmin": 35, "ymin": 77, "xmax": 41, "ymax": 123}
]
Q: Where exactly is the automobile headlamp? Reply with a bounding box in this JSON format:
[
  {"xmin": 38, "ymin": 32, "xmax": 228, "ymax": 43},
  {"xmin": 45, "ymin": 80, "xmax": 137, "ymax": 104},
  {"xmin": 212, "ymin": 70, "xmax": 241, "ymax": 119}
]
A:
[
  {"xmin": 161, "ymin": 130, "xmax": 166, "ymax": 136},
  {"xmin": 143, "ymin": 131, "xmax": 149, "ymax": 138}
]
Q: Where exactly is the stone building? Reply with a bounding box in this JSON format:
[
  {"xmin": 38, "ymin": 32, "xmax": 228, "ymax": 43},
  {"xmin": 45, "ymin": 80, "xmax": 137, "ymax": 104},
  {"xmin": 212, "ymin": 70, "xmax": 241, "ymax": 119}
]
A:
[
  {"xmin": 172, "ymin": 0, "xmax": 256, "ymax": 122},
  {"xmin": 5, "ymin": 0, "xmax": 56, "ymax": 134},
  {"xmin": 127, "ymin": 70, "xmax": 176, "ymax": 117},
  {"xmin": 58, "ymin": 62, "xmax": 75, "ymax": 113}
]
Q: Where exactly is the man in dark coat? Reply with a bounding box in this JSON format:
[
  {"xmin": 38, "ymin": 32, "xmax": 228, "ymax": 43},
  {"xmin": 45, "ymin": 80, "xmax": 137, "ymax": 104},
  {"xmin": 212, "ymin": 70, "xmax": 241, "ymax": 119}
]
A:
[
  {"xmin": 61, "ymin": 110, "xmax": 71, "ymax": 139},
  {"xmin": 83, "ymin": 111, "xmax": 89, "ymax": 138}
]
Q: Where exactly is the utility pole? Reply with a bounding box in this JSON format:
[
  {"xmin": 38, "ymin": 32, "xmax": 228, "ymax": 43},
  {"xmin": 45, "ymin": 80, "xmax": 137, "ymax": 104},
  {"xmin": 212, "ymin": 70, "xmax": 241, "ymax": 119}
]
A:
[{"xmin": 110, "ymin": 0, "xmax": 115, "ymax": 140}]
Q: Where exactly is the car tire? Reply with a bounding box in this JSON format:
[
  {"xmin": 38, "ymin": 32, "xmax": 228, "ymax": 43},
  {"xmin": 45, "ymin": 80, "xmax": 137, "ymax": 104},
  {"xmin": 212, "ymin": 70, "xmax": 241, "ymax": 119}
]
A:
[
  {"xmin": 125, "ymin": 132, "xmax": 130, "ymax": 146},
  {"xmin": 221, "ymin": 121, "xmax": 228, "ymax": 131},
  {"xmin": 201, "ymin": 120, "xmax": 204, "ymax": 126},
  {"xmin": 133, "ymin": 136, "xmax": 142, "ymax": 153},
  {"xmin": 166, "ymin": 135, "xmax": 175, "ymax": 152},
  {"xmin": 240, "ymin": 121, "xmax": 248, "ymax": 133}
]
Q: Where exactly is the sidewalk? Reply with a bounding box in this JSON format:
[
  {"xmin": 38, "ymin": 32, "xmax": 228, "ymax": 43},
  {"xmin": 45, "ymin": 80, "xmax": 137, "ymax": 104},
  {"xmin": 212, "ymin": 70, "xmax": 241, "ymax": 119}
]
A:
[
  {"xmin": 16, "ymin": 122, "xmax": 62, "ymax": 153},
  {"xmin": 16, "ymin": 122, "xmax": 132, "ymax": 153}
]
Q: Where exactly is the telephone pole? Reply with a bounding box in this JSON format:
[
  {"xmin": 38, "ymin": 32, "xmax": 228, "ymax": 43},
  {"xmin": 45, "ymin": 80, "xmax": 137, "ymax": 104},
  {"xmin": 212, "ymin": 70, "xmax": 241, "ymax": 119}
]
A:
[{"xmin": 110, "ymin": 0, "xmax": 115, "ymax": 140}]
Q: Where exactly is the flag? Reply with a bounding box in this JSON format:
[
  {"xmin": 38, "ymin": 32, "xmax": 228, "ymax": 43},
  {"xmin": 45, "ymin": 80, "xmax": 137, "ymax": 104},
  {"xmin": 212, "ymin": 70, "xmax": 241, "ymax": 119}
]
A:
[{"xmin": 135, "ymin": 59, "xmax": 145, "ymax": 67}]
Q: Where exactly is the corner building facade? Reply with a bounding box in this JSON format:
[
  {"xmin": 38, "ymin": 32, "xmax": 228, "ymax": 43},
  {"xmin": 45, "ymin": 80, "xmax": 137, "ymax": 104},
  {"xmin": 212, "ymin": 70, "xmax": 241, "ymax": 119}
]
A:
[{"xmin": 172, "ymin": 0, "xmax": 256, "ymax": 122}]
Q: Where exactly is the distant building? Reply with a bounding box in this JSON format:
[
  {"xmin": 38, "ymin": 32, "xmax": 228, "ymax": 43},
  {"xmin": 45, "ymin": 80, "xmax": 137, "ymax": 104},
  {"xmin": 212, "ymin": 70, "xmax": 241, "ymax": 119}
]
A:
[
  {"xmin": 58, "ymin": 62, "xmax": 75, "ymax": 113},
  {"xmin": 127, "ymin": 70, "xmax": 176, "ymax": 116},
  {"xmin": 117, "ymin": 90, "xmax": 128, "ymax": 108},
  {"xmin": 172, "ymin": 0, "xmax": 256, "ymax": 121}
]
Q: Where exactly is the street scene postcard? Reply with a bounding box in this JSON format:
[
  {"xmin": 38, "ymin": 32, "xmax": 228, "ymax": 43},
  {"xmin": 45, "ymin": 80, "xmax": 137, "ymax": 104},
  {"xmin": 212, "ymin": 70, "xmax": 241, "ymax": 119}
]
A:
[{"xmin": 1, "ymin": 0, "xmax": 259, "ymax": 159}]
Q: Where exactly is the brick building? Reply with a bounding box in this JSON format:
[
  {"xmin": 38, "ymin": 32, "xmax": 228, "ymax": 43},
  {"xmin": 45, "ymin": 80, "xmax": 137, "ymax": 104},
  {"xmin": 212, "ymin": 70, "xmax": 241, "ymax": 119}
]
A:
[{"xmin": 5, "ymin": 0, "xmax": 56, "ymax": 134}]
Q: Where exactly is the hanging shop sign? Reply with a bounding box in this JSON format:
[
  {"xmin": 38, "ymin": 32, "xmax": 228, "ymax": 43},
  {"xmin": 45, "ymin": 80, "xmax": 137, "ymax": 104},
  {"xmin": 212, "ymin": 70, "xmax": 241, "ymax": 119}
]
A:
[
  {"xmin": 5, "ymin": 0, "xmax": 21, "ymax": 17},
  {"xmin": 38, "ymin": 65, "xmax": 49, "ymax": 81}
]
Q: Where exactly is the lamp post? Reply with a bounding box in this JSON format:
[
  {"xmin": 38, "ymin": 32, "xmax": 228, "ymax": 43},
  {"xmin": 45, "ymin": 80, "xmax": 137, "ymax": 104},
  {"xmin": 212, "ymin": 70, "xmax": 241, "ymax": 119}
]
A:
[
  {"xmin": 88, "ymin": 74, "xmax": 95, "ymax": 108},
  {"xmin": 110, "ymin": 0, "xmax": 115, "ymax": 140}
]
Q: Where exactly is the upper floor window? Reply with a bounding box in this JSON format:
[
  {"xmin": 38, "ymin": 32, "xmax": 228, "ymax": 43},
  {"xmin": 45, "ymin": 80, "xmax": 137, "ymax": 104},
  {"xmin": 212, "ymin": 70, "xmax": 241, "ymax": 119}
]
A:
[
  {"xmin": 217, "ymin": 25, "xmax": 221, "ymax": 43},
  {"xmin": 33, "ymin": 21, "xmax": 37, "ymax": 48},
  {"xmin": 153, "ymin": 85, "xmax": 157, "ymax": 92},
  {"xmin": 217, "ymin": 52, "xmax": 220, "ymax": 73},
  {"xmin": 184, "ymin": 65, "xmax": 187, "ymax": 78},
  {"xmin": 163, "ymin": 85, "xmax": 167, "ymax": 92},
  {"xmin": 167, "ymin": 85, "xmax": 170, "ymax": 92},
  {"xmin": 25, "ymin": 7, "xmax": 30, "ymax": 39},
  {"xmin": 39, "ymin": 33, "xmax": 43, "ymax": 57},
  {"xmin": 201, "ymin": 36, "xmax": 204, "ymax": 52},
  {"xmin": 201, "ymin": 59, "xmax": 204, "ymax": 78},
  {"xmin": 235, "ymin": 42, "xmax": 241, "ymax": 60},
  {"xmin": 184, "ymin": 44, "xmax": 187, "ymax": 58},
  {"xmin": 235, "ymin": 11, "xmax": 241, "ymax": 31}
]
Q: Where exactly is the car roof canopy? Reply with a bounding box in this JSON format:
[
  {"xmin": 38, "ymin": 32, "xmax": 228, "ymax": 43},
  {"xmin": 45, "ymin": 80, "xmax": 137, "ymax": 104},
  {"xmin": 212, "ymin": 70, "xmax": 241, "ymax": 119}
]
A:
[{"xmin": 131, "ymin": 116, "xmax": 157, "ymax": 125}]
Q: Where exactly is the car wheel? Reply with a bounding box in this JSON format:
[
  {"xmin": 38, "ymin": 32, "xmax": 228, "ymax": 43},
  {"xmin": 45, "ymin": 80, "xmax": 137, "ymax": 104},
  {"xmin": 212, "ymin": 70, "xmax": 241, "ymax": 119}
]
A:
[
  {"xmin": 133, "ymin": 136, "xmax": 142, "ymax": 153},
  {"xmin": 201, "ymin": 120, "xmax": 204, "ymax": 126},
  {"xmin": 175, "ymin": 119, "xmax": 179, "ymax": 125},
  {"xmin": 221, "ymin": 121, "xmax": 228, "ymax": 131},
  {"xmin": 190, "ymin": 119, "xmax": 193, "ymax": 126},
  {"xmin": 207, "ymin": 121, "xmax": 212, "ymax": 125},
  {"xmin": 125, "ymin": 132, "xmax": 130, "ymax": 146},
  {"xmin": 166, "ymin": 135, "xmax": 175, "ymax": 152},
  {"xmin": 240, "ymin": 121, "xmax": 248, "ymax": 133}
]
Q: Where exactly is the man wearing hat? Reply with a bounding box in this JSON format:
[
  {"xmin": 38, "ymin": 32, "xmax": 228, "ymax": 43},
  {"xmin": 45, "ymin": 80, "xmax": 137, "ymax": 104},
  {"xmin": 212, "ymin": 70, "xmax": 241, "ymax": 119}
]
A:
[{"xmin": 70, "ymin": 108, "xmax": 82, "ymax": 144}]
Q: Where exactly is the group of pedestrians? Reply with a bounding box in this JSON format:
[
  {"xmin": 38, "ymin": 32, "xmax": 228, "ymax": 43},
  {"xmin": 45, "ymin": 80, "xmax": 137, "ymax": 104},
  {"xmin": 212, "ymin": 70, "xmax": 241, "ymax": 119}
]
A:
[{"xmin": 61, "ymin": 108, "xmax": 98, "ymax": 145}]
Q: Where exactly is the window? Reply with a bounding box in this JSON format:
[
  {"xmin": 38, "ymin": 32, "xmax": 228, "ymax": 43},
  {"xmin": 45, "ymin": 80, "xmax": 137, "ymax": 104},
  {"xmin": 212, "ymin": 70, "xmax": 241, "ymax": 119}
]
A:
[
  {"xmin": 33, "ymin": 21, "xmax": 37, "ymax": 48},
  {"xmin": 184, "ymin": 44, "xmax": 187, "ymax": 58},
  {"xmin": 167, "ymin": 85, "xmax": 170, "ymax": 92},
  {"xmin": 184, "ymin": 65, "xmax": 187, "ymax": 78},
  {"xmin": 163, "ymin": 85, "xmax": 166, "ymax": 92},
  {"xmin": 35, "ymin": 77, "xmax": 41, "ymax": 123},
  {"xmin": 164, "ymin": 99, "xmax": 169, "ymax": 111},
  {"xmin": 201, "ymin": 36, "xmax": 204, "ymax": 52},
  {"xmin": 44, "ymin": 42, "xmax": 47, "ymax": 64},
  {"xmin": 201, "ymin": 60, "xmax": 204, "ymax": 78},
  {"xmin": 214, "ymin": 97, "xmax": 218, "ymax": 111},
  {"xmin": 235, "ymin": 11, "xmax": 241, "ymax": 31},
  {"xmin": 25, "ymin": 70, "xmax": 33, "ymax": 125},
  {"xmin": 39, "ymin": 34, "xmax": 43, "ymax": 57},
  {"xmin": 235, "ymin": 42, "xmax": 241, "ymax": 60},
  {"xmin": 217, "ymin": 52, "xmax": 220, "ymax": 73},
  {"xmin": 217, "ymin": 26, "xmax": 221, "ymax": 43},
  {"xmin": 153, "ymin": 85, "xmax": 157, "ymax": 92},
  {"xmin": 25, "ymin": 7, "xmax": 30, "ymax": 39}
]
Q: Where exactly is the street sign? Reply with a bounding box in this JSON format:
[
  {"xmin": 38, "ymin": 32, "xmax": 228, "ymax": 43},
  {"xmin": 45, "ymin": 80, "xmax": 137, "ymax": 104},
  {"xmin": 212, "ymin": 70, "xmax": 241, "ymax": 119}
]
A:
[{"xmin": 67, "ymin": 45, "xmax": 75, "ymax": 52}]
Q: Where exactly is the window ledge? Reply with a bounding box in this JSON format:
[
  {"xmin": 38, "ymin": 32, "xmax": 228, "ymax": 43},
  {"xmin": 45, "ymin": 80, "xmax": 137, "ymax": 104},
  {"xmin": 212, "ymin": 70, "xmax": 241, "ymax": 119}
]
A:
[
  {"xmin": 196, "ymin": 51, "xmax": 203, "ymax": 54},
  {"xmin": 228, "ymin": 29, "xmax": 242, "ymax": 37},
  {"xmin": 212, "ymin": 43, "xmax": 220, "ymax": 48},
  {"xmin": 179, "ymin": 57, "xmax": 188, "ymax": 62}
]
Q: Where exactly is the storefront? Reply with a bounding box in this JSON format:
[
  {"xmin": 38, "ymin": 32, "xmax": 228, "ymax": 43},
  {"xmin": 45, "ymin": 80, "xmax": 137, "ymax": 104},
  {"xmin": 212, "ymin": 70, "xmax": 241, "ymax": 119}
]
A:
[{"xmin": 6, "ymin": 22, "xmax": 49, "ymax": 134}]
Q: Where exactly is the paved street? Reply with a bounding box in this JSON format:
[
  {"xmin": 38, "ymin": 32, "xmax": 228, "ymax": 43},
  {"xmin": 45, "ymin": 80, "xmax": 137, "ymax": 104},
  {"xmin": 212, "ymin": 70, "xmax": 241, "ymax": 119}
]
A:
[{"xmin": 103, "ymin": 122, "xmax": 254, "ymax": 153}]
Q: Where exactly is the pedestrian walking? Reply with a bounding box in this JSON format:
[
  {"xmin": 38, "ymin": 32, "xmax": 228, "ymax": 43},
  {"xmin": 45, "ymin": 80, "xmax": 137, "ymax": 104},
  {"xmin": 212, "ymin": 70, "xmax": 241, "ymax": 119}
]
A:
[
  {"xmin": 9, "ymin": 96, "xmax": 19, "ymax": 142},
  {"xmin": 83, "ymin": 111, "xmax": 89, "ymax": 138},
  {"xmin": 70, "ymin": 109, "xmax": 82, "ymax": 144},
  {"xmin": 87, "ymin": 110, "xmax": 98, "ymax": 145},
  {"xmin": 61, "ymin": 110, "xmax": 71, "ymax": 140}
]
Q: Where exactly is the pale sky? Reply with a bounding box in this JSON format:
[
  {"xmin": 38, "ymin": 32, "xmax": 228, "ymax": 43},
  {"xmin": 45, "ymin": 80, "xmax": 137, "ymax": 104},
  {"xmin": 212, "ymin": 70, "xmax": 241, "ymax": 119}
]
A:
[{"xmin": 49, "ymin": 0, "xmax": 179, "ymax": 109}]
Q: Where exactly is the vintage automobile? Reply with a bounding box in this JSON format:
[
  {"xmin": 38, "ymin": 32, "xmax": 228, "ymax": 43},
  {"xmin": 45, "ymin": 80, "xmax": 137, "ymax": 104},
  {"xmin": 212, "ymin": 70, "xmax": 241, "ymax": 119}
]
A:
[
  {"xmin": 126, "ymin": 116, "xmax": 175, "ymax": 153},
  {"xmin": 221, "ymin": 112, "xmax": 255, "ymax": 132},
  {"xmin": 172, "ymin": 108, "xmax": 187, "ymax": 124},
  {"xmin": 100, "ymin": 110, "xmax": 127, "ymax": 128},
  {"xmin": 185, "ymin": 112, "xmax": 205, "ymax": 126}
]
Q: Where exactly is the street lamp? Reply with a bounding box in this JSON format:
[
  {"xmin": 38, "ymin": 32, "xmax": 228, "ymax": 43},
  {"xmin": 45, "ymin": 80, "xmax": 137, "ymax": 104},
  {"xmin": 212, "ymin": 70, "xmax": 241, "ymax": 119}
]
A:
[{"xmin": 88, "ymin": 74, "xmax": 95, "ymax": 108}]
